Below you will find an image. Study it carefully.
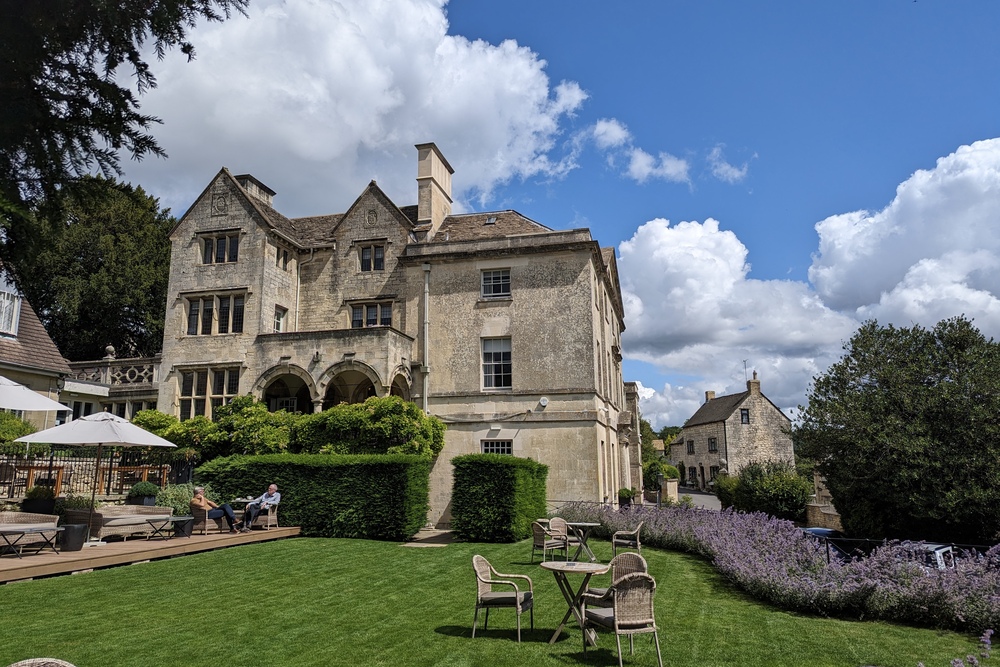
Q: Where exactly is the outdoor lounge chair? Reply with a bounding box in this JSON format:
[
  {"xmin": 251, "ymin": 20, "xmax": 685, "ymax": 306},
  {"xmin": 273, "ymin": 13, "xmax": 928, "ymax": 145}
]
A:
[
  {"xmin": 472, "ymin": 554, "xmax": 534, "ymax": 643},
  {"xmin": 586, "ymin": 552, "xmax": 648, "ymax": 603},
  {"xmin": 531, "ymin": 521, "xmax": 567, "ymax": 562},
  {"xmin": 581, "ymin": 572, "xmax": 663, "ymax": 667},
  {"xmin": 612, "ymin": 521, "xmax": 643, "ymax": 557}
]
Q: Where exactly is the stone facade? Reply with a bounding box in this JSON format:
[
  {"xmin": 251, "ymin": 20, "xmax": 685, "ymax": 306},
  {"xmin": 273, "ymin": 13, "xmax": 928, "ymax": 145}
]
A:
[
  {"xmin": 668, "ymin": 372, "xmax": 793, "ymax": 490},
  {"xmin": 155, "ymin": 143, "xmax": 633, "ymax": 526}
]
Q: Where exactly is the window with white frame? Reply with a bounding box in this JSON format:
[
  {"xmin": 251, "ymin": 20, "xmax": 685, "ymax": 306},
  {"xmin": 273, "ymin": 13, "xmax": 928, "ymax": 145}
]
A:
[
  {"xmin": 481, "ymin": 269, "xmax": 510, "ymax": 298},
  {"xmin": 186, "ymin": 294, "xmax": 245, "ymax": 335},
  {"xmin": 350, "ymin": 302, "xmax": 392, "ymax": 328},
  {"xmin": 481, "ymin": 440, "xmax": 513, "ymax": 455},
  {"xmin": 482, "ymin": 337, "xmax": 512, "ymax": 389},
  {"xmin": 359, "ymin": 244, "xmax": 385, "ymax": 272},
  {"xmin": 740, "ymin": 408, "xmax": 750, "ymax": 424},
  {"xmin": 273, "ymin": 306, "xmax": 287, "ymax": 332},
  {"xmin": 0, "ymin": 282, "xmax": 19, "ymax": 336},
  {"xmin": 179, "ymin": 367, "xmax": 240, "ymax": 421},
  {"xmin": 201, "ymin": 233, "xmax": 240, "ymax": 264}
]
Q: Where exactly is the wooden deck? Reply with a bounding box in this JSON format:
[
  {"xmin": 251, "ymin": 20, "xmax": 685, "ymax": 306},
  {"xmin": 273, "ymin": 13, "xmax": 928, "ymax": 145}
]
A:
[{"xmin": 0, "ymin": 526, "xmax": 301, "ymax": 584}]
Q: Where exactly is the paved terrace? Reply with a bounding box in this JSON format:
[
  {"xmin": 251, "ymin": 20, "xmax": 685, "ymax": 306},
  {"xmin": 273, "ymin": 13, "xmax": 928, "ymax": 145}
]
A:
[{"xmin": 0, "ymin": 526, "xmax": 301, "ymax": 584}]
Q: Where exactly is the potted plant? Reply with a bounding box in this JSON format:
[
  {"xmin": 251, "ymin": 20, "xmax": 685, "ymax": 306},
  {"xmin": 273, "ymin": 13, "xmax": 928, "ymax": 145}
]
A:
[
  {"xmin": 617, "ymin": 487, "xmax": 636, "ymax": 509},
  {"xmin": 21, "ymin": 484, "xmax": 56, "ymax": 514},
  {"xmin": 126, "ymin": 481, "xmax": 161, "ymax": 506}
]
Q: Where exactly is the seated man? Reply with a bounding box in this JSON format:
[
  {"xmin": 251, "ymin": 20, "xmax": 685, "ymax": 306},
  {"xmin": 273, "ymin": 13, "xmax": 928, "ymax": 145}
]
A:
[
  {"xmin": 190, "ymin": 486, "xmax": 239, "ymax": 533},
  {"xmin": 238, "ymin": 483, "xmax": 280, "ymax": 532}
]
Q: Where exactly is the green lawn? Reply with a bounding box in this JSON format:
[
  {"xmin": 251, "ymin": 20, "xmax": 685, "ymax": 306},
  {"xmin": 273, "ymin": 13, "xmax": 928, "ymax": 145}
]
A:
[{"xmin": 0, "ymin": 537, "xmax": 982, "ymax": 667}]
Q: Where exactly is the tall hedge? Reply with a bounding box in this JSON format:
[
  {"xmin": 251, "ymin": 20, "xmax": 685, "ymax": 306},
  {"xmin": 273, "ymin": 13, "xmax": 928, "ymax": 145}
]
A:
[
  {"xmin": 196, "ymin": 453, "xmax": 430, "ymax": 540},
  {"xmin": 450, "ymin": 454, "xmax": 547, "ymax": 542}
]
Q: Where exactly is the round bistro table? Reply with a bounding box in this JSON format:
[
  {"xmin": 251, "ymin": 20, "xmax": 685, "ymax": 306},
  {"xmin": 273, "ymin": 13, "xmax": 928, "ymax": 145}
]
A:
[{"xmin": 539, "ymin": 560, "xmax": 610, "ymax": 644}]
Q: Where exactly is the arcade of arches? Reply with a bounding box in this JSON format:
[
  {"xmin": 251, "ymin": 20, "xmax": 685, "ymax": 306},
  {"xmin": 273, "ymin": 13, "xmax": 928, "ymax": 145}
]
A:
[{"xmin": 261, "ymin": 368, "xmax": 410, "ymax": 413}]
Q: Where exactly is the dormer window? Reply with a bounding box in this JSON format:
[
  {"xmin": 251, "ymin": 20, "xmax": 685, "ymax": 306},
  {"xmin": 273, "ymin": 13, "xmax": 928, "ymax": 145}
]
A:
[
  {"xmin": 0, "ymin": 274, "xmax": 20, "ymax": 336},
  {"xmin": 360, "ymin": 244, "xmax": 385, "ymax": 272},
  {"xmin": 201, "ymin": 232, "xmax": 240, "ymax": 264}
]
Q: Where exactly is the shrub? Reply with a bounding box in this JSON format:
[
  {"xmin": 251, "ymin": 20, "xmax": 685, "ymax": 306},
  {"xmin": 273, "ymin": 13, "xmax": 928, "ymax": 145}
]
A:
[
  {"xmin": 54, "ymin": 494, "xmax": 97, "ymax": 520},
  {"xmin": 196, "ymin": 453, "xmax": 430, "ymax": 540},
  {"xmin": 0, "ymin": 411, "xmax": 36, "ymax": 455},
  {"xmin": 714, "ymin": 473, "xmax": 738, "ymax": 509},
  {"xmin": 24, "ymin": 485, "xmax": 55, "ymax": 500},
  {"xmin": 729, "ymin": 460, "xmax": 812, "ymax": 522},
  {"xmin": 556, "ymin": 501, "xmax": 1000, "ymax": 633},
  {"xmin": 156, "ymin": 482, "xmax": 213, "ymax": 517},
  {"xmin": 450, "ymin": 454, "xmax": 547, "ymax": 542},
  {"xmin": 642, "ymin": 460, "xmax": 679, "ymax": 490},
  {"xmin": 290, "ymin": 396, "xmax": 445, "ymax": 457},
  {"xmin": 126, "ymin": 481, "xmax": 160, "ymax": 498}
]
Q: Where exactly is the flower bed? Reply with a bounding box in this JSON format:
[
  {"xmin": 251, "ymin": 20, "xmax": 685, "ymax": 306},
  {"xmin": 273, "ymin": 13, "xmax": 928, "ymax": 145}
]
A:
[{"xmin": 558, "ymin": 502, "xmax": 1000, "ymax": 633}]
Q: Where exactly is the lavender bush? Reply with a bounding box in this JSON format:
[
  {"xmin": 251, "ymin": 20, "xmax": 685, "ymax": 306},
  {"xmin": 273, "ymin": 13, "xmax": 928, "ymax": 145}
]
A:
[{"xmin": 557, "ymin": 502, "xmax": 1000, "ymax": 633}]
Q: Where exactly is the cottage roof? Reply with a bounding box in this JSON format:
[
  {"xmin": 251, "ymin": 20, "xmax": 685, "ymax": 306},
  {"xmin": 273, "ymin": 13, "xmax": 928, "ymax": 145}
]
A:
[
  {"xmin": 684, "ymin": 391, "xmax": 750, "ymax": 427},
  {"xmin": 0, "ymin": 299, "xmax": 71, "ymax": 376}
]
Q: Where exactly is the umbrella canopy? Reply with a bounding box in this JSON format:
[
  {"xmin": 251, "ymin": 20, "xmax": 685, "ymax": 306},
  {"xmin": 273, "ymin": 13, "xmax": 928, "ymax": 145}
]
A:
[
  {"xmin": 0, "ymin": 375, "xmax": 68, "ymax": 412},
  {"xmin": 15, "ymin": 411, "xmax": 175, "ymax": 449},
  {"xmin": 15, "ymin": 412, "xmax": 176, "ymax": 541}
]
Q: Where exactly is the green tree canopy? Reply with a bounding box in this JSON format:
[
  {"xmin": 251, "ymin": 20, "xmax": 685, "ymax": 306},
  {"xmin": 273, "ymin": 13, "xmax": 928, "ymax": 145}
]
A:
[
  {"xmin": 797, "ymin": 316, "xmax": 1000, "ymax": 543},
  {"xmin": 0, "ymin": 0, "xmax": 247, "ymax": 222},
  {"xmin": 639, "ymin": 418, "xmax": 658, "ymax": 462},
  {"xmin": 2, "ymin": 176, "xmax": 172, "ymax": 359}
]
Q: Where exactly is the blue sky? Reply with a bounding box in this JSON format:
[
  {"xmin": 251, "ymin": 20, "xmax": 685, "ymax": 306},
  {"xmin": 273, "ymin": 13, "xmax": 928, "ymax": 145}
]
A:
[{"xmin": 118, "ymin": 1, "xmax": 1000, "ymax": 427}]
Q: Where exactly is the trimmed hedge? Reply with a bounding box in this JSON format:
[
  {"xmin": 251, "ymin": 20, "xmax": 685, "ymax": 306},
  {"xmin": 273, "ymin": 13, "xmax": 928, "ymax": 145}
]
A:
[
  {"xmin": 196, "ymin": 453, "xmax": 430, "ymax": 540},
  {"xmin": 450, "ymin": 454, "xmax": 547, "ymax": 542}
]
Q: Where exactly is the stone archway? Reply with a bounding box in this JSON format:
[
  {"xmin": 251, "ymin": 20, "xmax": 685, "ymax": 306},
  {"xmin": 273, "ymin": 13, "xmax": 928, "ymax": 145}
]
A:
[
  {"xmin": 318, "ymin": 361, "xmax": 384, "ymax": 410},
  {"xmin": 253, "ymin": 365, "xmax": 316, "ymax": 413}
]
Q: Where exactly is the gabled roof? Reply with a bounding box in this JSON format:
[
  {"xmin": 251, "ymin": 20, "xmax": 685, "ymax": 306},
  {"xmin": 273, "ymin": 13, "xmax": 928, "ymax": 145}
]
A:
[
  {"xmin": 433, "ymin": 210, "xmax": 552, "ymax": 242},
  {"xmin": 0, "ymin": 299, "xmax": 71, "ymax": 376},
  {"xmin": 684, "ymin": 391, "xmax": 750, "ymax": 427},
  {"xmin": 330, "ymin": 180, "xmax": 415, "ymax": 238}
]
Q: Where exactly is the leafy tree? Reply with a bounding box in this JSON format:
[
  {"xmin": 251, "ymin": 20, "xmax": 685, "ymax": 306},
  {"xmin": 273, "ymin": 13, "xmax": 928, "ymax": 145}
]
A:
[
  {"xmin": 3, "ymin": 176, "xmax": 172, "ymax": 359},
  {"xmin": 0, "ymin": 0, "xmax": 247, "ymax": 225},
  {"xmin": 0, "ymin": 411, "xmax": 35, "ymax": 455},
  {"xmin": 657, "ymin": 425, "xmax": 682, "ymax": 444},
  {"xmin": 639, "ymin": 418, "xmax": 658, "ymax": 462},
  {"xmin": 727, "ymin": 460, "xmax": 811, "ymax": 523},
  {"xmin": 209, "ymin": 395, "xmax": 297, "ymax": 458},
  {"xmin": 797, "ymin": 317, "xmax": 1000, "ymax": 543},
  {"xmin": 642, "ymin": 460, "xmax": 679, "ymax": 490}
]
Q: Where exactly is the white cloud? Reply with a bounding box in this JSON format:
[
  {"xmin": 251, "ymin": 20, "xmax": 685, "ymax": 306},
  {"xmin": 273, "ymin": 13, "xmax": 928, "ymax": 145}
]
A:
[
  {"xmin": 593, "ymin": 118, "xmax": 631, "ymax": 149},
  {"xmin": 707, "ymin": 144, "xmax": 751, "ymax": 184},
  {"xmin": 119, "ymin": 0, "xmax": 586, "ymax": 216},
  {"xmin": 626, "ymin": 148, "xmax": 690, "ymax": 184}
]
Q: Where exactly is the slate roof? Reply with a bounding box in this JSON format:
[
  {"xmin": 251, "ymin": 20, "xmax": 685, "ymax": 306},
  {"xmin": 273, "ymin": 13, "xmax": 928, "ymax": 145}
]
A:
[
  {"xmin": 430, "ymin": 210, "xmax": 552, "ymax": 242},
  {"xmin": 0, "ymin": 299, "xmax": 71, "ymax": 375},
  {"xmin": 684, "ymin": 391, "xmax": 749, "ymax": 427}
]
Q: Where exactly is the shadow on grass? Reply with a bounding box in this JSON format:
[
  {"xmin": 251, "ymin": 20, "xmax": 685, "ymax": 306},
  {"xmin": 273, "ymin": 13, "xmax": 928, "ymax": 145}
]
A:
[{"xmin": 434, "ymin": 624, "xmax": 568, "ymax": 645}]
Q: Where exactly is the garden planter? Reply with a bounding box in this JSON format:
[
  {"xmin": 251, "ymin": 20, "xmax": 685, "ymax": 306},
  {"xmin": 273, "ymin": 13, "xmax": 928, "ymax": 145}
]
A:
[
  {"xmin": 125, "ymin": 496, "xmax": 157, "ymax": 506},
  {"xmin": 21, "ymin": 498, "xmax": 56, "ymax": 514},
  {"xmin": 58, "ymin": 524, "xmax": 88, "ymax": 551},
  {"xmin": 174, "ymin": 517, "xmax": 194, "ymax": 537}
]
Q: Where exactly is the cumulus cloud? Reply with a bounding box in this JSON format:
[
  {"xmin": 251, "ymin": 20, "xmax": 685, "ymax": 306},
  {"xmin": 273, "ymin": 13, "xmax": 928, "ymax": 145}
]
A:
[
  {"xmin": 592, "ymin": 118, "xmax": 631, "ymax": 150},
  {"xmin": 626, "ymin": 148, "xmax": 690, "ymax": 184},
  {"xmin": 119, "ymin": 0, "xmax": 586, "ymax": 215},
  {"xmin": 707, "ymin": 144, "xmax": 752, "ymax": 183},
  {"xmin": 631, "ymin": 137, "xmax": 1000, "ymax": 428}
]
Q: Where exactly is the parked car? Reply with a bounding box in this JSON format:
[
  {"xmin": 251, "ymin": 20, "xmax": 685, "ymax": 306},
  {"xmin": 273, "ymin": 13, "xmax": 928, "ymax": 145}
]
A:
[
  {"xmin": 914, "ymin": 543, "xmax": 955, "ymax": 570},
  {"xmin": 800, "ymin": 527, "xmax": 852, "ymax": 563}
]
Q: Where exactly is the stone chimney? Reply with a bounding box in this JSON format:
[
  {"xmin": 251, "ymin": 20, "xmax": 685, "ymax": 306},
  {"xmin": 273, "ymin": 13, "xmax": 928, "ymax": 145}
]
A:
[
  {"xmin": 415, "ymin": 143, "xmax": 453, "ymax": 239},
  {"xmin": 747, "ymin": 370, "xmax": 761, "ymax": 396},
  {"xmin": 705, "ymin": 390, "xmax": 715, "ymax": 403},
  {"xmin": 234, "ymin": 174, "xmax": 276, "ymax": 207}
]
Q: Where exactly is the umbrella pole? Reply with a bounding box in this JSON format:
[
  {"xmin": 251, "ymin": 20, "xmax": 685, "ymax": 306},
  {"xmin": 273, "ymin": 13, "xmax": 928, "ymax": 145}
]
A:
[{"xmin": 85, "ymin": 444, "xmax": 102, "ymax": 543}]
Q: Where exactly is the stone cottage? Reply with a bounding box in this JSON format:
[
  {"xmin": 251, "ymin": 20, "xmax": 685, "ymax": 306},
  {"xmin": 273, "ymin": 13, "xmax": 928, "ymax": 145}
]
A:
[
  {"xmin": 155, "ymin": 143, "xmax": 635, "ymax": 526},
  {"xmin": 669, "ymin": 371, "xmax": 793, "ymax": 490}
]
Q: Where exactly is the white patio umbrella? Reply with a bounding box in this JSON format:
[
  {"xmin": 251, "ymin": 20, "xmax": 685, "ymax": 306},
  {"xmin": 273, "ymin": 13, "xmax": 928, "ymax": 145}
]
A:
[
  {"xmin": 0, "ymin": 375, "xmax": 68, "ymax": 412},
  {"xmin": 15, "ymin": 412, "xmax": 176, "ymax": 539}
]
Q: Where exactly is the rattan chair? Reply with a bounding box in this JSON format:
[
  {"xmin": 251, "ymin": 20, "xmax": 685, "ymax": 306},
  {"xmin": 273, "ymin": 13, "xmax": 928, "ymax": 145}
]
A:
[
  {"xmin": 586, "ymin": 552, "xmax": 648, "ymax": 603},
  {"xmin": 6, "ymin": 659, "xmax": 77, "ymax": 667},
  {"xmin": 612, "ymin": 521, "xmax": 643, "ymax": 557},
  {"xmin": 547, "ymin": 517, "xmax": 582, "ymax": 556},
  {"xmin": 531, "ymin": 521, "xmax": 568, "ymax": 562},
  {"xmin": 581, "ymin": 572, "xmax": 662, "ymax": 667},
  {"xmin": 472, "ymin": 554, "xmax": 534, "ymax": 642}
]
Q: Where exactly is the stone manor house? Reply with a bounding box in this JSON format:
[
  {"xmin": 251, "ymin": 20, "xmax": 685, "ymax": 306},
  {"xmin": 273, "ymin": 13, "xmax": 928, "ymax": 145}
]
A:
[{"xmin": 63, "ymin": 143, "xmax": 639, "ymax": 527}]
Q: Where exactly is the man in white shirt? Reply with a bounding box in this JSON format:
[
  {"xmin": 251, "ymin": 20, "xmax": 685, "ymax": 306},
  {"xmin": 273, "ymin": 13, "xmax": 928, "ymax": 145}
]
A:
[{"xmin": 238, "ymin": 483, "xmax": 281, "ymax": 532}]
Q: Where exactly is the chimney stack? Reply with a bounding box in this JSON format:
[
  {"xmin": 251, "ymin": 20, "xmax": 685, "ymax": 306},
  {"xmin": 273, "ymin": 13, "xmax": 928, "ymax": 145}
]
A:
[
  {"xmin": 705, "ymin": 390, "xmax": 715, "ymax": 403},
  {"xmin": 747, "ymin": 370, "xmax": 761, "ymax": 396},
  {"xmin": 415, "ymin": 143, "xmax": 453, "ymax": 240}
]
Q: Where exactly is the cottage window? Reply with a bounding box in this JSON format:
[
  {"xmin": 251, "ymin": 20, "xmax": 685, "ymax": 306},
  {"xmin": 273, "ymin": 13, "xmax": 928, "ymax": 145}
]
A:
[
  {"xmin": 482, "ymin": 337, "xmax": 512, "ymax": 389},
  {"xmin": 360, "ymin": 244, "xmax": 385, "ymax": 271},
  {"xmin": 740, "ymin": 409, "xmax": 750, "ymax": 424},
  {"xmin": 708, "ymin": 437, "xmax": 718, "ymax": 453},
  {"xmin": 481, "ymin": 440, "xmax": 513, "ymax": 455},
  {"xmin": 0, "ymin": 280, "xmax": 20, "ymax": 336},
  {"xmin": 179, "ymin": 367, "xmax": 240, "ymax": 421},
  {"xmin": 481, "ymin": 269, "xmax": 511, "ymax": 298},
  {"xmin": 202, "ymin": 233, "xmax": 240, "ymax": 264},
  {"xmin": 710, "ymin": 466, "xmax": 720, "ymax": 481},
  {"xmin": 273, "ymin": 306, "xmax": 287, "ymax": 333},
  {"xmin": 686, "ymin": 440, "xmax": 694, "ymax": 455}
]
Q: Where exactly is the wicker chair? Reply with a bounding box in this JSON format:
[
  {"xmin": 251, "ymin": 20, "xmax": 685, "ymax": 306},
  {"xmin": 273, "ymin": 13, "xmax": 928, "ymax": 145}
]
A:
[
  {"xmin": 6, "ymin": 659, "xmax": 77, "ymax": 666},
  {"xmin": 547, "ymin": 517, "xmax": 582, "ymax": 557},
  {"xmin": 530, "ymin": 521, "xmax": 567, "ymax": 562},
  {"xmin": 189, "ymin": 506, "xmax": 230, "ymax": 535},
  {"xmin": 586, "ymin": 552, "xmax": 648, "ymax": 603},
  {"xmin": 244, "ymin": 504, "xmax": 279, "ymax": 530},
  {"xmin": 581, "ymin": 572, "xmax": 662, "ymax": 667},
  {"xmin": 612, "ymin": 521, "xmax": 643, "ymax": 557},
  {"xmin": 472, "ymin": 555, "xmax": 534, "ymax": 643}
]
